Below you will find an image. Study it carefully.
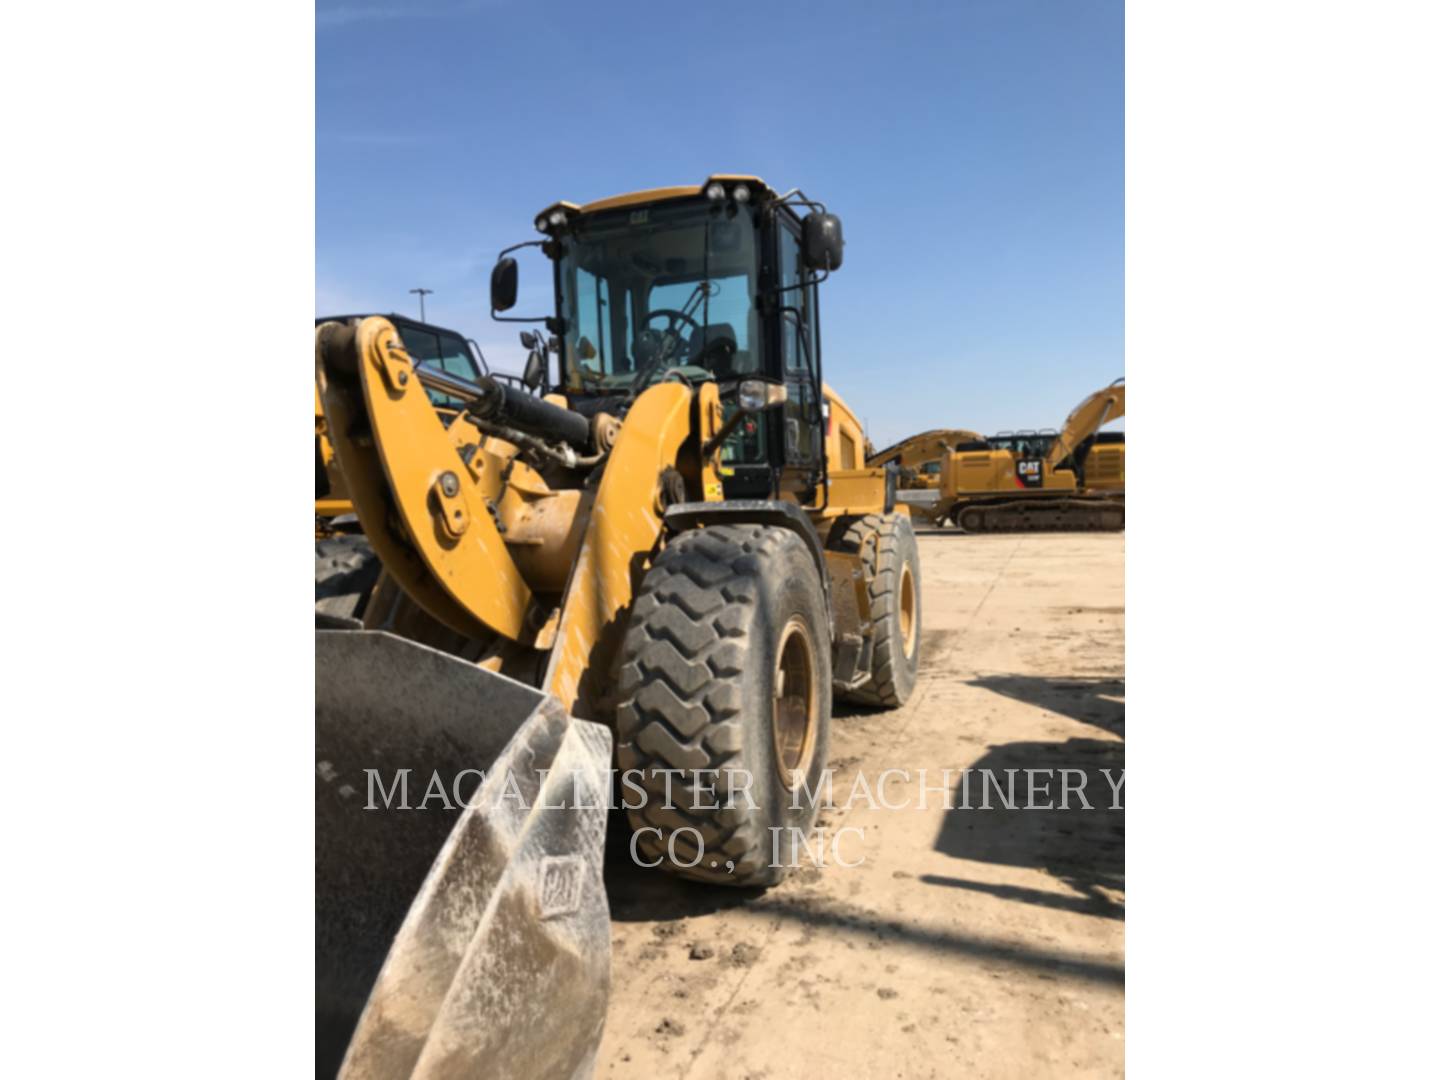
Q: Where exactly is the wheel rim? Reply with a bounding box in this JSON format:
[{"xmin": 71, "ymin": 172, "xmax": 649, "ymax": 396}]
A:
[
  {"xmin": 899, "ymin": 562, "xmax": 918, "ymax": 659},
  {"xmin": 772, "ymin": 617, "xmax": 818, "ymax": 790}
]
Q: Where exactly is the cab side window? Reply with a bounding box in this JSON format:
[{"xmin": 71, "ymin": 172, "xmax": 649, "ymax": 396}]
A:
[{"xmin": 775, "ymin": 222, "xmax": 821, "ymax": 468}]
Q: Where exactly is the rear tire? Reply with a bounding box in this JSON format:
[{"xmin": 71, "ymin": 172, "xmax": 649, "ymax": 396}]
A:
[
  {"xmin": 832, "ymin": 512, "xmax": 921, "ymax": 708},
  {"xmin": 614, "ymin": 524, "xmax": 831, "ymax": 886}
]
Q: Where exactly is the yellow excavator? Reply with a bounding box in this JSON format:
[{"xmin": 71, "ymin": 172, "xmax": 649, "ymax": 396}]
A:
[
  {"xmin": 876, "ymin": 379, "xmax": 1125, "ymax": 532},
  {"xmin": 866, "ymin": 428, "xmax": 990, "ymax": 509},
  {"xmin": 315, "ymin": 175, "xmax": 922, "ymax": 1078}
]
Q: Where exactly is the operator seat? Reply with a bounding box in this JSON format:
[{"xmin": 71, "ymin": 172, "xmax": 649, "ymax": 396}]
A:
[{"xmin": 688, "ymin": 323, "xmax": 738, "ymax": 375}]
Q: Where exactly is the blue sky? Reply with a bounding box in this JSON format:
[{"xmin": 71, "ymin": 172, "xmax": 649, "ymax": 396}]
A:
[{"xmin": 317, "ymin": 0, "xmax": 1122, "ymax": 446}]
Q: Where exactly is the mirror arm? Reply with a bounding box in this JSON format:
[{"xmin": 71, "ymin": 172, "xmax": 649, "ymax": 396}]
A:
[
  {"xmin": 490, "ymin": 239, "xmax": 553, "ymax": 324},
  {"xmin": 498, "ymin": 238, "xmax": 546, "ymax": 259},
  {"xmin": 764, "ymin": 267, "xmax": 827, "ymax": 299}
]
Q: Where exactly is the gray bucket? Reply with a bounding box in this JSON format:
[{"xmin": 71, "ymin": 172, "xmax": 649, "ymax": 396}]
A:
[{"xmin": 316, "ymin": 630, "xmax": 612, "ymax": 1079}]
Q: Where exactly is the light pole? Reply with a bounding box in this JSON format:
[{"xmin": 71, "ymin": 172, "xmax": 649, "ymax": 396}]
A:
[{"xmin": 409, "ymin": 287, "xmax": 433, "ymax": 322}]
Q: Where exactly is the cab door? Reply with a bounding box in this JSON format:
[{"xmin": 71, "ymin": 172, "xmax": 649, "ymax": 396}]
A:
[{"xmin": 774, "ymin": 219, "xmax": 823, "ymax": 481}]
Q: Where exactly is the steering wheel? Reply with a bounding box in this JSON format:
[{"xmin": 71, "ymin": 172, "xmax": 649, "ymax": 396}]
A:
[
  {"xmin": 628, "ymin": 306, "xmax": 706, "ymax": 398},
  {"xmin": 644, "ymin": 307, "xmax": 703, "ymax": 339}
]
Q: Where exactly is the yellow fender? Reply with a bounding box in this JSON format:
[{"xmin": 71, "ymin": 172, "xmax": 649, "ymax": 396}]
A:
[{"xmin": 542, "ymin": 381, "xmax": 694, "ymax": 717}]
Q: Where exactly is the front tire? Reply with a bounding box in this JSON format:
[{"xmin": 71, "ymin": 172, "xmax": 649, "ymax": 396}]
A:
[{"xmin": 614, "ymin": 524, "xmax": 831, "ymax": 886}]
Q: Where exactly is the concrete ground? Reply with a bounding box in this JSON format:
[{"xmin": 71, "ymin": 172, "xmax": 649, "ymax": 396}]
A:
[{"xmin": 597, "ymin": 531, "xmax": 1125, "ymax": 1079}]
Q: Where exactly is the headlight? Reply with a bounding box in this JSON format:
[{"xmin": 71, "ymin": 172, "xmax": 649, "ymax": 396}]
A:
[
  {"xmin": 738, "ymin": 379, "xmax": 788, "ymax": 412},
  {"xmin": 733, "ymin": 184, "xmax": 751, "ymax": 204},
  {"xmin": 547, "ymin": 209, "xmax": 568, "ymax": 228},
  {"xmin": 705, "ymin": 182, "xmax": 725, "ymax": 201}
]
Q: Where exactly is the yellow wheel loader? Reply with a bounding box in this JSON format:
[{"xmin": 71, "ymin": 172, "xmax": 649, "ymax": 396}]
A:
[
  {"xmin": 315, "ymin": 175, "xmax": 922, "ymax": 1078},
  {"xmin": 876, "ymin": 379, "xmax": 1125, "ymax": 532}
]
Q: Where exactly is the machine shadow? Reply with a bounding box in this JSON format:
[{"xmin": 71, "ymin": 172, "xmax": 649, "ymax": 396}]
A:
[
  {"xmin": 932, "ymin": 675, "xmax": 1125, "ymax": 912},
  {"xmin": 602, "ymin": 808, "xmax": 767, "ymax": 924},
  {"xmin": 969, "ymin": 673, "xmax": 1125, "ymax": 737}
]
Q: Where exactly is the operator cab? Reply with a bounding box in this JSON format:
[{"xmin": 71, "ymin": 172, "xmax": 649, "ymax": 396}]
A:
[
  {"xmin": 987, "ymin": 429, "xmax": 1060, "ymax": 461},
  {"xmin": 490, "ymin": 176, "xmax": 844, "ymax": 503}
]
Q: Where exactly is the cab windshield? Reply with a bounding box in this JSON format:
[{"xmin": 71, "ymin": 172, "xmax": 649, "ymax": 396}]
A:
[{"xmin": 557, "ymin": 200, "xmax": 762, "ymax": 394}]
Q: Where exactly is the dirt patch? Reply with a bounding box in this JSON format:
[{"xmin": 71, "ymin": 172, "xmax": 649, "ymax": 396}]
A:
[
  {"xmin": 598, "ymin": 534, "xmax": 1125, "ymax": 1079},
  {"xmin": 727, "ymin": 942, "xmax": 762, "ymax": 967}
]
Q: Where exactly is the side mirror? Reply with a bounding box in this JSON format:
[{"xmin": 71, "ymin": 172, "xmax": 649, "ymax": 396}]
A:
[
  {"xmin": 802, "ymin": 212, "xmax": 844, "ymax": 272},
  {"xmin": 522, "ymin": 349, "xmax": 546, "ymax": 391},
  {"xmin": 490, "ymin": 257, "xmax": 518, "ymax": 312}
]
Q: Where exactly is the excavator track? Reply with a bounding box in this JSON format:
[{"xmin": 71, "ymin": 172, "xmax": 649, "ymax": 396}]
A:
[{"xmin": 954, "ymin": 496, "xmax": 1124, "ymax": 533}]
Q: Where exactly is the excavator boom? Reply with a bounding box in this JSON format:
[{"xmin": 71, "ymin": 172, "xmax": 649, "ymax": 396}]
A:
[
  {"xmin": 867, "ymin": 428, "xmax": 986, "ymax": 472},
  {"xmin": 1044, "ymin": 378, "xmax": 1125, "ymax": 472}
]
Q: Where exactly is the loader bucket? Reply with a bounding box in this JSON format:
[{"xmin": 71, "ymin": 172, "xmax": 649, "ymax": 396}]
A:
[{"xmin": 316, "ymin": 629, "xmax": 613, "ymax": 1080}]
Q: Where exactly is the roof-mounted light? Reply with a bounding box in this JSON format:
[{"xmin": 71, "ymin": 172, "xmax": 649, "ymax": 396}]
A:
[
  {"xmin": 548, "ymin": 209, "xmax": 568, "ymax": 228},
  {"xmin": 705, "ymin": 182, "xmax": 726, "ymax": 202},
  {"xmin": 733, "ymin": 184, "xmax": 751, "ymax": 204}
]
